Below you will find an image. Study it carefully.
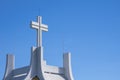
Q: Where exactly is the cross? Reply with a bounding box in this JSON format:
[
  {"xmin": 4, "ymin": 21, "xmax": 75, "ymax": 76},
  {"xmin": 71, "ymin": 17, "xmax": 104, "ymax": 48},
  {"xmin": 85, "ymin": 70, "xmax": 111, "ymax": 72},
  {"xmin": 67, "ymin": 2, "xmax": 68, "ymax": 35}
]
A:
[{"xmin": 31, "ymin": 16, "xmax": 48, "ymax": 47}]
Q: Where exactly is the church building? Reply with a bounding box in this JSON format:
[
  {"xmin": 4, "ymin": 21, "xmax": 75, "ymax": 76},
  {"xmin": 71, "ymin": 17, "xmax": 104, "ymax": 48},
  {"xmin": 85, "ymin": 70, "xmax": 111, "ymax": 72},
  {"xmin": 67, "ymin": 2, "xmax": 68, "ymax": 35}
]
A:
[{"xmin": 3, "ymin": 16, "xmax": 74, "ymax": 80}]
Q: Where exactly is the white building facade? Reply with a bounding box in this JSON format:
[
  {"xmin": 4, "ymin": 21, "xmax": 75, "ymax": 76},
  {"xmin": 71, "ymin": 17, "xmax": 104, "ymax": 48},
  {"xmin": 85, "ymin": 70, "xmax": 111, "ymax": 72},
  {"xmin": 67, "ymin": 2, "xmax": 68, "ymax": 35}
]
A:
[{"xmin": 3, "ymin": 16, "xmax": 74, "ymax": 80}]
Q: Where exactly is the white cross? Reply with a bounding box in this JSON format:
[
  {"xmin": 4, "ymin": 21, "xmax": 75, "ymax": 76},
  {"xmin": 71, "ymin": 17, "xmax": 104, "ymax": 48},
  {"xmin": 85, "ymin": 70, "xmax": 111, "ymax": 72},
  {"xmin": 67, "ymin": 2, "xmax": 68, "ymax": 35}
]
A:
[{"xmin": 31, "ymin": 16, "xmax": 48, "ymax": 47}]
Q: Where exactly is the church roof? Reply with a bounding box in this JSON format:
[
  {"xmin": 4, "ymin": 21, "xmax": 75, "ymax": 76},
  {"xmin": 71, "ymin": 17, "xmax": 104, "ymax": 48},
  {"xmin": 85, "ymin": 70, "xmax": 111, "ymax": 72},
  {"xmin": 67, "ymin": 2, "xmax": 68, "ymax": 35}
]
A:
[{"xmin": 3, "ymin": 16, "xmax": 74, "ymax": 80}]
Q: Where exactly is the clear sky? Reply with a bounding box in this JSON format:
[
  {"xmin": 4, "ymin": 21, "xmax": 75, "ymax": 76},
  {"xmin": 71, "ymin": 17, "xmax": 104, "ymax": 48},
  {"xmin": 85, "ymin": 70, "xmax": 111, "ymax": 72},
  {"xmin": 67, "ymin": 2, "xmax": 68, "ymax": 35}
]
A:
[{"xmin": 0, "ymin": 0, "xmax": 120, "ymax": 80}]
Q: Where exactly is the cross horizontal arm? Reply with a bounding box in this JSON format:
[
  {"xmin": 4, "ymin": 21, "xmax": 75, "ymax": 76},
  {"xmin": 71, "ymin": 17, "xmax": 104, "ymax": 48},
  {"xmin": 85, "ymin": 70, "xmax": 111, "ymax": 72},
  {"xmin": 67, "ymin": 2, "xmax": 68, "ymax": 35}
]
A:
[
  {"xmin": 41, "ymin": 24, "xmax": 48, "ymax": 31},
  {"xmin": 31, "ymin": 21, "xmax": 39, "ymax": 29}
]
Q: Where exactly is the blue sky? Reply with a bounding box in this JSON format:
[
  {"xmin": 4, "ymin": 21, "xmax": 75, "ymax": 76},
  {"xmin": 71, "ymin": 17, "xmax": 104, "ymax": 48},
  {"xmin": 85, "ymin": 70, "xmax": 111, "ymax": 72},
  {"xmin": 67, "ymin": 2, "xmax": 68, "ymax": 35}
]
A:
[{"xmin": 0, "ymin": 0, "xmax": 120, "ymax": 80}]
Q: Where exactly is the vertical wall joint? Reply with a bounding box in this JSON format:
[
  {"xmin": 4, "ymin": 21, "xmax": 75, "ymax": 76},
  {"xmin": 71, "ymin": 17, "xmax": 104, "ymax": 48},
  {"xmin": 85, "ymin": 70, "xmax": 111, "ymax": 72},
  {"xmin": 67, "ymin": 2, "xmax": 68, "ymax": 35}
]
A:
[
  {"xmin": 63, "ymin": 53, "xmax": 74, "ymax": 80},
  {"xmin": 3, "ymin": 54, "xmax": 15, "ymax": 80}
]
